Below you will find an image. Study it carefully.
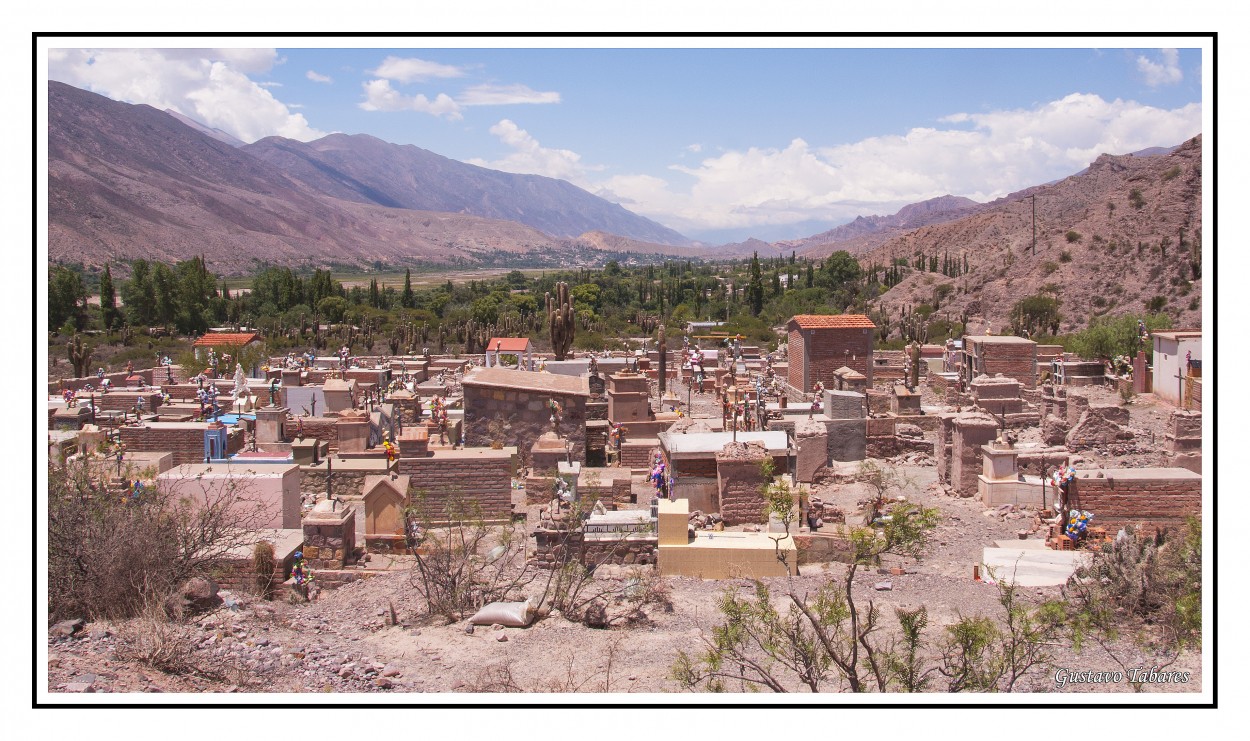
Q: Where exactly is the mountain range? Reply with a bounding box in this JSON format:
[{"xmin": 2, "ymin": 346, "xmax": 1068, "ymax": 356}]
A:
[
  {"xmin": 47, "ymin": 80, "xmax": 1202, "ymax": 333},
  {"xmin": 47, "ymin": 81, "xmax": 691, "ymax": 272}
]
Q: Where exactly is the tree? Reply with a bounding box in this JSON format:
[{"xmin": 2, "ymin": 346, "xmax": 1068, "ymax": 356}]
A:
[
  {"xmin": 402, "ymin": 269, "xmax": 415, "ymax": 308},
  {"xmin": 1008, "ymin": 294, "xmax": 1061, "ymax": 336},
  {"xmin": 747, "ymin": 252, "xmax": 765, "ymax": 317},
  {"xmin": 673, "ymin": 497, "xmax": 941, "ymax": 692},
  {"xmin": 1064, "ymin": 519, "xmax": 1201, "ymax": 691},
  {"xmin": 49, "ymin": 266, "xmax": 87, "ymax": 331},
  {"xmin": 99, "ymin": 264, "xmax": 120, "ymax": 331},
  {"xmin": 121, "ymin": 259, "xmax": 156, "ymax": 327}
]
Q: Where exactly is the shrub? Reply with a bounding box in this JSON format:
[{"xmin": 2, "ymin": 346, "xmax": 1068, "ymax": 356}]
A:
[
  {"xmin": 1041, "ymin": 262, "xmax": 1058, "ymax": 276},
  {"xmin": 1145, "ymin": 295, "xmax": 1167, "ymax": 313},
  {"xmin": 1162, "ymin": 165, "xmax": 1182, "ymax": 181},
  {"xmin": 48, "ymin": 459, "xmax": 277, "ymax": 621},
  {"xmin": 1128, "ymin": 188, "xmax": 1146, "ymax": 210},
  {"xmin": 1065, "ymin": 231, "xmax": 1081, "ymax": 244},
  {"xmin": 1058, "ymin": 251, "xmax": 1072, "ymax": 263}
]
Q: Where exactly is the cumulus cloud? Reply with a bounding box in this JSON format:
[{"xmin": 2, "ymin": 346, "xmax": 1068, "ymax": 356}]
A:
[
  {"xmin": 1137, "ymin": 48, "xmax": 1183, "ymax": 87},
  {"xmin": 457, "ymin": 83, "xmax": 560, "ymax": 106},
  {"xmin": 47, "ymin": 48, "xmax": 325, "ymax": 142},
  {"xmin": 597, "ymin": 93, "xmax": 1202, "ymax": 234},
  {"xmin": 370, "ymin": 56, "xmax": 465, "ymax": 83},
  {"xmin": 467, "ymin": 119, "xmax": 599, "ymax": 184},
  {"xmin": 306, "ymin": 70, "xmax": 333, "ymax": 84},
  {"xmin": 358, "ymin": 79, "xmax": 462, "ymax": 119}
]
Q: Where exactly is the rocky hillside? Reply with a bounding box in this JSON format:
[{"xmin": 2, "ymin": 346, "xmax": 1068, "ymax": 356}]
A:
[
  {"xmin": 786, "ymin": 195, "xmax": 984, "ymax": 257},
  {"xmin": 862, "ymin": 136, "xmax": 1203, "ymax": 334}
]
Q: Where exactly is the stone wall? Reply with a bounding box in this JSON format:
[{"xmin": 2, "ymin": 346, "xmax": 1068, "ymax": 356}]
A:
[
  {"xmin": 397, "ymin": 449, "xmax": 515, "ymax": 522},
  {"xmin": 531, "ymin": 530, "xmax": 657, "ymax": 569},
  {"xmin": 716, "ymin": 448, "xmax": 769, "ymax": 526},
  {"xmin": 1162, "ymin": 411, "xmax": 1202, "ymax": 474},
  {"xmin": 950, "ymin": 414, "xmax": 998, "ymax": 497},
  {"xmin": 1066, "ymin": 406, "xmax": 1134, "ymax": 450},
  {"xmin": 302, "ymin": 506, "xmax": 357, "ymax": 570},
  {"xmin": 463, "ymin": 386, "xmax": 587, "ymax": 465},
  {"xmin": 1068, "ymin": 469, "xmax": 1201, "ymax": 535}
]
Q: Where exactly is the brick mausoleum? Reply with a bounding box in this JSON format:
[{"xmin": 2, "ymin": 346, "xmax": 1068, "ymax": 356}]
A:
[{"xmin": 786, "ymin": 314, "xmax": 875, "ymax": 394}]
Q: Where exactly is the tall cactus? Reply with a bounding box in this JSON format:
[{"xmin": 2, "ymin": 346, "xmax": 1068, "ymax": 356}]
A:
[
  {"xmin": 658, "ymin": 324, "xmax": 667, "ymax": 396},
  {"xmin": 546, "ymin": 281, "xmax": 575, "ymax": 361},
  {"xmin": 909, "ymin": 341, "xmax": 922, "ymax": 390},
  {"xmin": 67, "ymin": 334, "xmax": 93, "ymax": 378}
]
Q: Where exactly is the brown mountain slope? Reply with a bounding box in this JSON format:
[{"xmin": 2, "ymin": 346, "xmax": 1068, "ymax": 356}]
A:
[
  {"xmin": 787, "ymin": 195, "xmax": 984, "ymax": 257},
  {"xmin": 862, "ymin": 136, "xmax": 1203, "ymax": 334},
  {"xmin": 46, "ymin": 82, "xmax": 692, "ymax": 273}
]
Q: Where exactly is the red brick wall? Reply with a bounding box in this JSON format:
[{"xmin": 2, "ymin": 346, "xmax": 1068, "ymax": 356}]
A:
[
  {"xmin": 119, "ymin": 426, "xmax": 245, "ymax": 466},
  {"xmin": 798, "ymin": 327, "xmax": 874, "ymax": 389},
  {"xmin": 397, "ymin": 454, "xmax": 514, "ymax": 521},
  {"xmin": 787, "ymin": 328, "xmax": 806, "ymax": 391},
  {"xmin": 1068, "ymin": 473, "xmax": 1201, "ymax": 535}
]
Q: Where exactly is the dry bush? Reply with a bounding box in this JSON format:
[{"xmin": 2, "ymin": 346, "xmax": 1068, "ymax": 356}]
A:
[
  {"xmin": 113, "ymin": 597, "xmax": 198, "ymax": 675},
  {"xmin": 48, "ymin": 459, "xmax": 277, "ymax": 621}
]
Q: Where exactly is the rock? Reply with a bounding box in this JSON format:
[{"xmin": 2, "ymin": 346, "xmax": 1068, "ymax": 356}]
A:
[
  {"xmin": 88, "ymin": 629, "xmax": 111, "ymax": 641},
  {"xmin": 874, "ymin": 581, "xmax": 893, "ymax": 591},
  {"xmin": 167, "ymin": 576, "xmax": 222, "ymax": 615},
  {"xmin": 495, "ymin": 634, "xmax": 508, "ymax": 642},
  {"xmin": 374, "ymin": 677, "xmax": 393, "ymax": 689},
  {"xmin": 382, "ymin": 664, "xmax": 401, "ymax": 677},
  {"xmin": 63, "ymin": 682, "xmax": 95, "ymax": 693},
  {"xmin": 584, "ymin": 601, "xmax": 609, "ymax": 629},
  {"xmin": 464, "ymin": 625, "xmax": 475, "ymax": 635},
  {"xmin": 49, "ymin": 618, "xmax": 85, "ymax": 639},
  {"xmin": 491, "ymin": 623, "xmax": 504, "ymax": 631}
]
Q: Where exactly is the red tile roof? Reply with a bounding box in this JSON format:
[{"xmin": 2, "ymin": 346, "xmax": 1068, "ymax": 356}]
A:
[
  {"xmin": 486, "ymin": 337, "xmax": 532, "ymax": 352},
  {"xmin": 788, "ymin": 314, "xmax": 876, "ymax": 329},
  {"xmin": 192, "ymin": 332, "xmax": 261, "ymax": 347}
]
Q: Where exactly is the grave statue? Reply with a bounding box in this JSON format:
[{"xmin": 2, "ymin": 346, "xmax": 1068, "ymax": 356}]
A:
[{"xmin": 232, "ymin": 363, "xmax": 250, "ymax": 401}]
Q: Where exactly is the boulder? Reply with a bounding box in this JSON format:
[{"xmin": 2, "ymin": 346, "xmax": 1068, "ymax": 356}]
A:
[{"xmin": 49, "ymin": 618, "xmax": 85, "ymax": 639}]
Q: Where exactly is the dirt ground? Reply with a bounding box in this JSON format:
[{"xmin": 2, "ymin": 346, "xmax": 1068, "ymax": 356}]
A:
[{"xmin": 44, "ymin": 375, "xmax": 1203, "ymax": 698}]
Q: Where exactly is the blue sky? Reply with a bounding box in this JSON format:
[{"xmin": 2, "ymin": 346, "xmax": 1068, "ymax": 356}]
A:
[{"xmin": 46, "ymin": 42, "xmax": 1205, "ymax": 243}]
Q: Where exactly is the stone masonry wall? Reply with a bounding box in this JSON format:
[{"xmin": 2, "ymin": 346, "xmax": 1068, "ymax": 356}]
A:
[
  {"xmin": 716, "ymin": 455, "xmax": 769, "ymax": 526},
  {"xmin": 950, "ymin": 414, "xmax": 998, "ymax": 497},
  {"xmin": 463, "ymin": 387, "xmax": 587, "ymax": 465},
  {"xmin": 397, "ymin": 451, "xmax": 514, "ymax": 522}
]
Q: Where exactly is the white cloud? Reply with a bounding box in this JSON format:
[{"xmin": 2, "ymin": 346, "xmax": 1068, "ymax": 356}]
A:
[
  {"xmin": 306, "ymin": 70, "xmax": 333, "ymax": 84},
  {"xmin": 467, "ymin": 119, "xmax": 599, "ymax": 184},
  {"xmin": 595, "ymin": 93, "xmax": 1202, "ymax": 234},
  {"xmin": 1137, "ymin": 48, "xmax": 1183, "ymax": 87},
  {"xmin": 369, "ymin": 56, "xmax": 465, "ymax": 83},
  {"xmin": 358, "ymin": 79, "xmax": 462, "ymax": 120},
  {"xmin": 47, "ymin": 48, "xmax": 326, "ymax": 143},
  {"xmin": 457, "ymin": 83, "xmax": 559, "ymax": 106},
  {"xmin": 684, "ymin": 143, "xmax": 703, "ymax": 154}
]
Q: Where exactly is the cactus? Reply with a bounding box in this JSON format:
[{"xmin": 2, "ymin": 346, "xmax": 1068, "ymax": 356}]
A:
[
  {"xmin": 67, "ymin": 334, "xmax": 93, "ymax": 378},
  {"xmin": 546, "ymin": 281, "xmax": 575, "ymax": 361},
  {"xmin": 658, "ymin": 324, "xmax": 667, "ymax": 396},
  {"xmin": 909, "ymin": 341, "xmax": 922, "ymax": 390}
]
